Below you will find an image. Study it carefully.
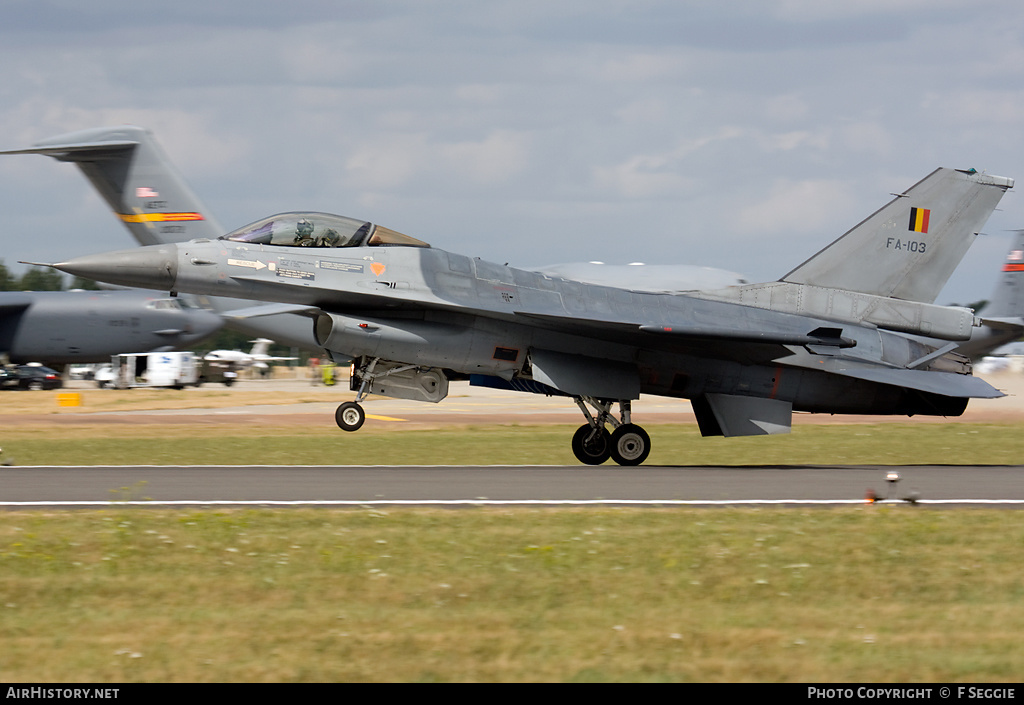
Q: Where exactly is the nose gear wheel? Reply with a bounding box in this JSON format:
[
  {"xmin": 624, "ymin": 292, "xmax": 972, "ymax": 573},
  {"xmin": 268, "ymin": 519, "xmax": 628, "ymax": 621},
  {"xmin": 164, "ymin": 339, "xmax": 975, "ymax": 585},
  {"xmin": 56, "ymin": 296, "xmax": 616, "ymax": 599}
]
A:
[{"xmin": 335, "ymin": 401, "xmax": 366, "ymax": 432}]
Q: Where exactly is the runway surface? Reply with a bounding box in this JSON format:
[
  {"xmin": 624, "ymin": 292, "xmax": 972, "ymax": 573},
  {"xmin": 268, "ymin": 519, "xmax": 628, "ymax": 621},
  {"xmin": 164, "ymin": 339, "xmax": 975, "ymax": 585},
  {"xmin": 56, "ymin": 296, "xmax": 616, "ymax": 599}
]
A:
[
  {"xmin": 5, "ymin": 374, "xmax": 1024, "ymax": 508},
  {"xmin": 3, "ymin": 464, "xmax": 1024, "ymax": 508}
]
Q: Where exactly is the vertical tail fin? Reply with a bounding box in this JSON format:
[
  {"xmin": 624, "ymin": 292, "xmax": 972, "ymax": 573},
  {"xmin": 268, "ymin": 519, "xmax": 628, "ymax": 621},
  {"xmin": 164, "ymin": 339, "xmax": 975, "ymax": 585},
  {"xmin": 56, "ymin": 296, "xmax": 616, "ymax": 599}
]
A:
[
  {"xmin": 249, "ymin": 338, "xmax": 272, "ymax": 357},
  {"xmin": 782, "ymin": 168, "xmax": 1013, "ymax": 303},
  {"xmin": 3, "ymin": 126, "xmax": 328, "ymax": 352},
  {"xmin": 985, "ymin": 230, "xmax": 1024, "ymax": 318},
  {"xmin": 0, "ymin": 125, "xmax": 224, "ymax": 245},
  {"xmin": 952, "ymin": 230, "xmax": 1024, "ymax": 360},
  {"xmin": 946, "ymin": 231, "xmax": 1024, "ymax": 360}
]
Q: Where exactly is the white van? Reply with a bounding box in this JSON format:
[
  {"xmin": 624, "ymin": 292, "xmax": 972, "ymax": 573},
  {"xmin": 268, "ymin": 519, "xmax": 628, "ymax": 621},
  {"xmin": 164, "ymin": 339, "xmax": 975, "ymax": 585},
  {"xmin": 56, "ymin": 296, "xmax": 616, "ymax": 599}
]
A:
[{"xmin": 100, "ymin": 352, "xmax": 201, "ymax": 389}]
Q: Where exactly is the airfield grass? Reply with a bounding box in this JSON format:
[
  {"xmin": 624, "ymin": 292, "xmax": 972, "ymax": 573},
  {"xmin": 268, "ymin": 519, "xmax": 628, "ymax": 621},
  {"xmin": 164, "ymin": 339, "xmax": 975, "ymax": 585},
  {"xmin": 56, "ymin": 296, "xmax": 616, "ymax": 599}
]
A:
[
  {"xmin": 1, "ymin": 420, "xmax": 1023, "ymax": 466},
  {"xmin": 2, "ymin": 507, "xmax": 1023, "ymax": 682}
]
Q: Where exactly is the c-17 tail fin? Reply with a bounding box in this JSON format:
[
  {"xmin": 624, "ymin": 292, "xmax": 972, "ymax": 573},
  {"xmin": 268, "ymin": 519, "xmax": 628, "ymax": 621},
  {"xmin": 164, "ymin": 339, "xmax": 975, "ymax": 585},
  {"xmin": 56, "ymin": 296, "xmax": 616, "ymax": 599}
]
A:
[
  {"xmin": 782, "ymin": 168, "xmax": 1013, "ymax": 303},
  {"xmin": 985, "ymin": 229, "xmax": 1024, "ymax": 318},
  {"xmin": 0, "ymin": 125, "xmax": 223, "ymax": 246},
  {"xmin": 2, "ymin": 126, "xmax": 329, "ymax": 352},
  {"xmin": 953, "ymin": 229, "xmax": 1024, "ymax": 360}
]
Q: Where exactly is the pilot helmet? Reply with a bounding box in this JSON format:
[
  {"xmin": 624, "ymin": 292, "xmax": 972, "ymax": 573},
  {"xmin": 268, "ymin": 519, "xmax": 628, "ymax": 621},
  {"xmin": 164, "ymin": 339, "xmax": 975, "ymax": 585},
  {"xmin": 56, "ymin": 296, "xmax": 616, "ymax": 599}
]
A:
[{"xmin": 295, "ymin": 218, "xmax": 314, "ymax": 241}]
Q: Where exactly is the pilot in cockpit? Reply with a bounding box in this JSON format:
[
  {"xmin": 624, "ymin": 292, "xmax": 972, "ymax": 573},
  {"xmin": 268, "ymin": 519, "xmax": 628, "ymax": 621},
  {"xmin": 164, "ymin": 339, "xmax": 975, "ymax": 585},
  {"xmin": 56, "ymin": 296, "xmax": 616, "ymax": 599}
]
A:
[{"xmin": 294, "ymin": 218, "xmax": 315, "ymax": 246}]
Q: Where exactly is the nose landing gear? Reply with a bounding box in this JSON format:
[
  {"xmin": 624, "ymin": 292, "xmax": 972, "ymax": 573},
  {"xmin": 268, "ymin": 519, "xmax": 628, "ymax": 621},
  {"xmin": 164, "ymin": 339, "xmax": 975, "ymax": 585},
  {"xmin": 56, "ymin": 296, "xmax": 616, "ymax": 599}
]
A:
[{"xmin": 334, "ymin": 357, "xmax": 377, "ymax": 433}]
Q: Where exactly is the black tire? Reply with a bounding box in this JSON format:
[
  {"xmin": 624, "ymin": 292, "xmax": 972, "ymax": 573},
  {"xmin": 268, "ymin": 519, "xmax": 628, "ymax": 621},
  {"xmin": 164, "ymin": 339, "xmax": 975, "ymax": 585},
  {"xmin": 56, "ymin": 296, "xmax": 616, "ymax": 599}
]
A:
[
  {"xmin": 27, "ymin": 381, "xmax": 43, "ymax": 391},
  {"xmin": 609, "ymin": 424, "xmax": 651, "ymax": 466},
  {"xmin": 335, "ymin": 401, "xmax": 366, "ymax": 432},
  {"xmin": 571, "ymin": 424, "xmax": 611, "ymax": 465}
]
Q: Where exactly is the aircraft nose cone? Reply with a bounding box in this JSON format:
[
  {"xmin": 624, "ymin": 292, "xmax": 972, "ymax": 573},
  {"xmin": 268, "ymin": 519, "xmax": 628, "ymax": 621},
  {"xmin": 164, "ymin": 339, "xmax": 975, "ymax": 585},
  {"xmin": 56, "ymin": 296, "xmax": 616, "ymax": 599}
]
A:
[{"xmin": 53, "ymin": 245, "xmax": 179, "ymax": 291}]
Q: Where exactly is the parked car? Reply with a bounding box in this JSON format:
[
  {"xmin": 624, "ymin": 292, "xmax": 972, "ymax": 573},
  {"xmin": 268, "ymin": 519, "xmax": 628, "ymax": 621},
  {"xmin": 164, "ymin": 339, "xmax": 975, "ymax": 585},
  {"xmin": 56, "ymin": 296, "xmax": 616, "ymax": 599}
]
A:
[{"xmin": 0, "ymin": 365, "xmax": 64, "ymax": 391}]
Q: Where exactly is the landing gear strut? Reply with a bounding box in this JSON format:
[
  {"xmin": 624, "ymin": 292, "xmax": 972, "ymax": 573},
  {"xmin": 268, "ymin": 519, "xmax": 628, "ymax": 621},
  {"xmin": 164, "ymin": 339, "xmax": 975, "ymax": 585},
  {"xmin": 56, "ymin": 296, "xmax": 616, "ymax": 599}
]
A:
[
  {"xmin": 334, "ymin": 357, "xmax": 378, "ymax": 432},
  {"xmin": 570, "ymin": 397, "xmax": 651, "ymax": 466}
]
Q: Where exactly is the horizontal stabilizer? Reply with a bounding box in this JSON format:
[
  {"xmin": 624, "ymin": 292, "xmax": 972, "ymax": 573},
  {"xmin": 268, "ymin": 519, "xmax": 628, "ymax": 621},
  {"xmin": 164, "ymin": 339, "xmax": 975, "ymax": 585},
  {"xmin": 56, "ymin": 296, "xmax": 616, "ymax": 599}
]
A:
[
  {"xmin": 691, "ymin": 394, "xmax": 793, "ymax": 437},
  {"xmin": 976, "ymin": 316, "xmax": 1024, "ymax": 332}
]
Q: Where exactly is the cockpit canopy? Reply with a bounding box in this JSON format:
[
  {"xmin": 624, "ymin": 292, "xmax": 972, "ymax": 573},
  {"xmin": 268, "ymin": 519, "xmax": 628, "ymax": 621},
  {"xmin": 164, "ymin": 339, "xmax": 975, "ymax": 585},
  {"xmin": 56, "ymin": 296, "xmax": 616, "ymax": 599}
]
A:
[
  {"xmin": 145, "ymin": 298, "xmax": 187, "ymax": 311},
  {"xmin": 220, "ymin": 212, "xmax": 430, "ymax": 249}
]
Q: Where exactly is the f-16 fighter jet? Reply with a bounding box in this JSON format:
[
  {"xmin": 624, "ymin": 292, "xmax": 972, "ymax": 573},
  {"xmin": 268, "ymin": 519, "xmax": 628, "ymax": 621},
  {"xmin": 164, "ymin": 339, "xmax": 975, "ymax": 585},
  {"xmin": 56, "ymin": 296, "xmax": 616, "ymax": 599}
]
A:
[{"xmin": 41, "ymin": 166, "xmax": 1013, "ymax": 465}]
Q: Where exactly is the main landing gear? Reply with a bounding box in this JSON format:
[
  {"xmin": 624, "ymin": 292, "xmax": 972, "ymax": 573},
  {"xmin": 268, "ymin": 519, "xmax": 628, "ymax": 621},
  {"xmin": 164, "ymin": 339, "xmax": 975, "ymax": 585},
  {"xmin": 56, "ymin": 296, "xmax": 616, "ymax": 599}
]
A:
[{"xmin": 571, "ymin": 397, "xmax": 651, "ymax": 466}]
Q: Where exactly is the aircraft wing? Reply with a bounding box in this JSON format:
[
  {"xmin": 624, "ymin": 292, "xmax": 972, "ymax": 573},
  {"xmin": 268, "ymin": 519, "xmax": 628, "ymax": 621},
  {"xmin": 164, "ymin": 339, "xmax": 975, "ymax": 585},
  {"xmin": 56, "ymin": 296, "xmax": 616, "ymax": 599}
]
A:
[{"xmin": 219, "ymin": 302, "xmax": 322, "ymax": 320}]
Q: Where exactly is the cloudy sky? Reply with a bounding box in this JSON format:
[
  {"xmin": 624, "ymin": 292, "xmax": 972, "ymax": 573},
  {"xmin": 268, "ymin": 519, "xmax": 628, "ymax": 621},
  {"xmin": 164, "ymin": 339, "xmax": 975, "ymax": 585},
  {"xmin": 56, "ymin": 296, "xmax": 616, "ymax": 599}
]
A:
[{"xmin": 3, "ymin": 0, "xmax": 1024, "ymax": 305}]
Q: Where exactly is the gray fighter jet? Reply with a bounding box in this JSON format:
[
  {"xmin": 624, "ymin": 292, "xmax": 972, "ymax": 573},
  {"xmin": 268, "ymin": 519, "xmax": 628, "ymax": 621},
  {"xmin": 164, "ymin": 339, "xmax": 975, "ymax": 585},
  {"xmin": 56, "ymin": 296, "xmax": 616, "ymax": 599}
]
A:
[
  {"xmin": 43, "ymin": 165, "xmax": 1013, "ymax": 465},
  {"xmin": 0, "ymin": 288, "xmax": 222, "ymax": 364}
]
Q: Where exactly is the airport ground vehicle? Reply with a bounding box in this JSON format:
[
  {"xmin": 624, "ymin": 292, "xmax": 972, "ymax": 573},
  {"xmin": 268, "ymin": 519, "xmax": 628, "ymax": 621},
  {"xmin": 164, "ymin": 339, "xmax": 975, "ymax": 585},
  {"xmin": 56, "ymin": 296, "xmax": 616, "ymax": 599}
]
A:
[{"xmin": 100, "ymin": 352, "xmax": 200, "ymax": 389}]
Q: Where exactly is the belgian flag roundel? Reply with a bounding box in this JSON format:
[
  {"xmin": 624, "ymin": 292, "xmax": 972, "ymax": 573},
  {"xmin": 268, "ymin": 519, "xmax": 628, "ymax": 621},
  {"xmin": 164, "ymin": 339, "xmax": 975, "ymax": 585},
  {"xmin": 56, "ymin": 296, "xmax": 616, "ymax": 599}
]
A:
[{"xmin": 908, "ymin": 207, "xmax": 930, "ymax": 234}]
